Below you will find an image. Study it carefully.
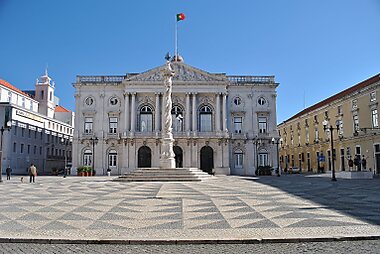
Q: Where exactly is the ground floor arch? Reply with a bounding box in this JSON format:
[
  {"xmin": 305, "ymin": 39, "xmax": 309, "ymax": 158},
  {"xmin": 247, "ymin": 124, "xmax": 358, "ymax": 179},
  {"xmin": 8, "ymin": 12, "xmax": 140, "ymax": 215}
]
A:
[
  {"xmin": 173, "ymin": 145, "xmax": 183, "ymax": 168},
  {"xmin": 138, "ymin": 146, "xmax": 151, "ymax": 168},
  {"xmin": 200, "ymin": 146, "xmax": 214, "ymax": 174}
]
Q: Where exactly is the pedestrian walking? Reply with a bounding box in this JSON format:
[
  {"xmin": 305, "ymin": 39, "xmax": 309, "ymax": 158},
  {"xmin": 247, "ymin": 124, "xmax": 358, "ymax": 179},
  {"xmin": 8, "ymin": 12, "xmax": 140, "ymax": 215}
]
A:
[
  {"xmin": 361, "ymin": 155, "xmax": 367, "ymax": 170},
  {"xmin": 5, "ymin": 166, "xmax": 11, "ymax": 180},
  {"xmin": 28, "ymin": 164, "xmax": 37, "ymax": 183}
]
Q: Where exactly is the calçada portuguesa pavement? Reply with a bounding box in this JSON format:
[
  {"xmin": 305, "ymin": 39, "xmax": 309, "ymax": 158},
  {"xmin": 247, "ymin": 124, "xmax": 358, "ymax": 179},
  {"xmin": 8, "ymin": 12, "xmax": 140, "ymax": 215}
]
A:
[{"xmin": 0, "ymin": 174, "xmax": 379, "ymax": 244}]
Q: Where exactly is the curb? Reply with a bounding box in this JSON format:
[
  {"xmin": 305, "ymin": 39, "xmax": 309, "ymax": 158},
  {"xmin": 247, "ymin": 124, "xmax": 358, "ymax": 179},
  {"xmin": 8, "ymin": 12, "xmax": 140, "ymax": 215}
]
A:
[{"xmin": 0, "ymin": 236, "xmax": 379, "ymax": 245}]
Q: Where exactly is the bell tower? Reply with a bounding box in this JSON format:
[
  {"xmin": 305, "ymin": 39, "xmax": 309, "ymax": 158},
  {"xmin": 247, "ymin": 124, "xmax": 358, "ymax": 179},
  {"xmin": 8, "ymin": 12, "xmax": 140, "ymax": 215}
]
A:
[{"xmin": 35, "ymin": 69, "xmax": 56, "ymax": 118}]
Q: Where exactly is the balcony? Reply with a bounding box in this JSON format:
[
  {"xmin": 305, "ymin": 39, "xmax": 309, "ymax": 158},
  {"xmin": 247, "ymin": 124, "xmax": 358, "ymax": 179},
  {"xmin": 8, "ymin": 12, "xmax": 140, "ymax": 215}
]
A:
[
  {"xmin": 228, "ymin": 75, "xmax": 275, "ymax": 84},
  {"xmin": 77, "ymin": 75, "xmax": 125, "ymax": 83}
]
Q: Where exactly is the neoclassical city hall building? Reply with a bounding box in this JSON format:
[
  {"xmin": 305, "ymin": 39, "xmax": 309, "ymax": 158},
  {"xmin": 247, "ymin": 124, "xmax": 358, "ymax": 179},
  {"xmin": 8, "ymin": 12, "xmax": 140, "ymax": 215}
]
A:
[{"xmin": 72, "ymin": 59, "xmax": 279, "ymax": 176}]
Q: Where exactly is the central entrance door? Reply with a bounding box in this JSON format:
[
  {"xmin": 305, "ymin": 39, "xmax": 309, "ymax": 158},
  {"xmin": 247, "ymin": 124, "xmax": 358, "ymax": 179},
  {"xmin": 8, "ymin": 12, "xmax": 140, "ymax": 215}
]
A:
[
  {"xmin": 173, "ymin": 146, "xmax": 183, "ymax": 168},
  {"xmin": 200, "ymin": 146, "xmax": 214, "ymax": 174},
  {"xmin": 138, "ymin": 146, "xmax": 151, "ymax": 168}
]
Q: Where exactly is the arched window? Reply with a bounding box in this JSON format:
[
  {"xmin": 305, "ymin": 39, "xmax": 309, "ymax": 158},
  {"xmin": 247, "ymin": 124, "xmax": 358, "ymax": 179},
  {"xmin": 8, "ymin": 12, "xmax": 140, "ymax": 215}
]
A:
[
  {"xmin": 199, "ymin": 105, "xmax": 213, "ymax": 132},
  {"xmin": 139, "ymin": 105, "xmax": 153, "ymax": 132},
  {"xmin": 83, "ymin": 149, "xmax": 92, "ymax": 166},
  {"xmin": 171, "ymin": 105, "xmax": 184, "ymax": 132},
  {"xmin": 234, "ymin": 149, "xmax": 243, "ymax": 168},
  {"xmin": 108, "ymin": 150, "xmax": 117, "ymax": 168}
]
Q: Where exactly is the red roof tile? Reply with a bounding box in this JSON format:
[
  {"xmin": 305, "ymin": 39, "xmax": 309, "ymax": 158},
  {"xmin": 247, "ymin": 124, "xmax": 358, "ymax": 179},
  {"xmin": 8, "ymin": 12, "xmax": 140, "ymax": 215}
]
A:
[
  {"xmin": 283, "ymin": 73, "xmax": 380, "ymax": 123},
  {"xmin": 55, "ymin": 105, "xmax": 70, "ymax": 112},
  {"xmin": 0, "ymin": 79, "xmax": 31, "ymax": 98}
]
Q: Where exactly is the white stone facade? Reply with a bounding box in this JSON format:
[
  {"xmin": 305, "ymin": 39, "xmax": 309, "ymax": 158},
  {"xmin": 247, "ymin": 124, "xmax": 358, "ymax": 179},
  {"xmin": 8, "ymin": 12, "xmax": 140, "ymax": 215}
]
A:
[
  {"xmin": 72, "ymin": 61, "xmax": 279, "ymax": 176},
  {"xmin": 0, "ymin": 72, "xmax": 74, "ymax": 175}
]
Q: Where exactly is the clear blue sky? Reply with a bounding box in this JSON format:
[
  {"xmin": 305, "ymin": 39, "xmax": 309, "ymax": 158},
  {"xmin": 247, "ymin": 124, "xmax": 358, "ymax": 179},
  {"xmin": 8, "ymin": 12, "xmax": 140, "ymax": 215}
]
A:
[{"xmin": 1, "ymin": 0, "xmax": 379, "ymax": 123}]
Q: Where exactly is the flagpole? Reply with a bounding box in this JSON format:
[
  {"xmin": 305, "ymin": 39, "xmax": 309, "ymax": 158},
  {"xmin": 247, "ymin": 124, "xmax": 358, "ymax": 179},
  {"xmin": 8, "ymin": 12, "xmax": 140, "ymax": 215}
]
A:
[{"xmin": 175, "ymin": 17, "xmax": 178, "ymax": 60}]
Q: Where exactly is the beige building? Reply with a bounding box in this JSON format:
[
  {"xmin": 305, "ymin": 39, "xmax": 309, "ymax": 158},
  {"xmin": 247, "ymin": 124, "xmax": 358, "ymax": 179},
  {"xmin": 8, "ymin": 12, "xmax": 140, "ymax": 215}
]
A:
[{"xmin": 278, "ymin": 73, "xmax": 380, "ymax": 175}]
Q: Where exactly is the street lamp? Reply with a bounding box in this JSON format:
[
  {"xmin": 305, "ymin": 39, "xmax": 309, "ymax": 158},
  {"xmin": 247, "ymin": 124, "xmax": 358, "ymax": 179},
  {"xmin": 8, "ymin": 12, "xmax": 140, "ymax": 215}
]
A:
[
  {"xmin": 60, "ymin": 138, "xmax": 72, "ymax": 177},
  {"xmin": 0, "ymin": 121, "xmax": 12, "ymax": 183},
  {"xmin": 272, "ymin": 137, "xmax": 283, "ymax": 176},
  {"xmin": 89, "ymin": 137, "xmax": 98, "ymax": 173},
  {"xmin": 322, "ymin": 119, "xmax": 340, "ymax": 181},
  {"xmin": 255, "ymin": 138, "xmax": 262, "ymax": 174}
]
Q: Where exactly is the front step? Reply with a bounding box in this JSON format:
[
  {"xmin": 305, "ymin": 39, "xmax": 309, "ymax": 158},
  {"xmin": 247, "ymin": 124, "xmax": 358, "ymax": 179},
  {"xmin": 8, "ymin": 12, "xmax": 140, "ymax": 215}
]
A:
[{"xmin": 114, "ymin": 168, "xmax": 213, "ymax": 182}]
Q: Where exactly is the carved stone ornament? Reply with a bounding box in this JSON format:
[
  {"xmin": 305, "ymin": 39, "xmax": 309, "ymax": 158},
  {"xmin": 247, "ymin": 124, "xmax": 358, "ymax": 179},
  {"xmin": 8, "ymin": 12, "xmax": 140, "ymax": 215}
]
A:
[{"xmin": 125, "ymin": 62, "xmax": 227, "ymax": 82}]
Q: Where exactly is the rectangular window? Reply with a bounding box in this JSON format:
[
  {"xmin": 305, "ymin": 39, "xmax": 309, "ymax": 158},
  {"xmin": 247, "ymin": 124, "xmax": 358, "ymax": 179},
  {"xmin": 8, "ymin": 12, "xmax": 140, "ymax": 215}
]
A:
[
  {"xmin": 21, "ymin": 128, "xmax": 25, "ymax": 137},
  {"xmin": 140, "ymin": 114, "xmax": 153, "ymax": 132},
  {"xmin": 40, "ymin": 90, "xmax": 44, "ymax": 100},
  {"xmin": 337, "ymin": 105, "xmax": 342, "ymax": 115},
  {"xmin": 200, "ymin": 114, "xmax": 212, "ymax": 132},
  {"xmin": 13, "ymin": 142, "xmax": 16, "ymax": 153},
  {"xmin": 49, "ymin": 91, "xmax": 53, "ymax": 101},
  {"xmin": 305, "ymin": 127, "xmax": 310, "ymax": 143},
  {"xmin": 7, "ymin": 91, "xmax": 12, "ymax": 102},
  {"xmin": 234, "ymin": 151, "xmax": 243, "ymax": 168},
  {"xmin": 28, "ymin": 129, "xmax": 31, "ymax": 138},
  {"xmin": 30, "ymin": 101, "xmax": 33, "ymax": 111},
  {"xmin": 108, "ymin": 153, "xmax": 117, "ymax": 167},
  {"xmin": 234, "ymin": 117, "xmax": 242, "ymax": 134},
  {"xmin": 20, "ymin": 144, "xmax": 24, "ymax": 154},
  {"xmin": 370, "ymin": 91, "xmax": 376, "ymax": 102},
  {"xmin": 338, "ymin": 120, "xmax": 344, "ymax": 135},
  {"xmin": 27, "ymin": 144, "xmax": 30, "ymax": 154},
  {"xmin": 258, "ymin": 153, "xmax": 268, "ymax": 167},
  {"xmin": 22, "ymin": 97, "xmax": 25, "ymax": 108},
  {"xmin": 353, "ymin": 115, "xmax": 359, "ymax": 132},
  {"xmin": 40, "ymin": 146, "xmax": 42, "ymax": 155},
  {"xmin": 34, "ymin": 145, "xmax": 37, "ymax": 154},
  {"xmin": 372, "ymin": 109, "xmax": 378, "ymax": 128},
  {"xmin": 13, "ymin": 126, "xmax": 17, "ymax": 136},
  {"xmin": 84, "ymin": 117, "xmax": 93, "ymax": 134},
  {"xmin": 258, "ymin": 117, "xmax": 267, "ymax": 133},
  {"xmin": 109, "ymin": 117, "xmax": 118, "ymax": 134},
  {"xmin": 315, "ymin": 127, "xmax": 319, "ymax": 141},
  {"xmin": 340, "ymin": 148, "xmax": 345, "ymax": 171}
]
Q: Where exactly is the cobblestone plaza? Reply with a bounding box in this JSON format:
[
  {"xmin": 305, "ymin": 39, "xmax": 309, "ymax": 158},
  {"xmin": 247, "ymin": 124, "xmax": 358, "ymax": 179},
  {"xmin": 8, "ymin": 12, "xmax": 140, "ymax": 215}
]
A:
[{"xmin": 0, "ymin": 175, "xmax": 379, "ymax": 244}]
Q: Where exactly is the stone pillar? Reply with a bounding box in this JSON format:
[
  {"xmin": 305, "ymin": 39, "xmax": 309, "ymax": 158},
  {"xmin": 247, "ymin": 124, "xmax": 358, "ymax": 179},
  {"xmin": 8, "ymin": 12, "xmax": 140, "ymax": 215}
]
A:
[
  {"xmin": 160, "ymin": 61, "xmax": 176, "ymax": 169},
  {"xmin": 185, "ymin": 93, "xmax": 190, "ymax": 134},
  {"xmin": 130, "ymin": 93, "xmax": 136, "ymax": 134},
  {"xmin": 192, "ymin": 93, "xmax": 197, "ymax": 134},
  {"xmin": 124, "ymin": 92, "xmax": 130, "ymax": 135},
  {"xmin": 215, "ymin": 93, "xmax": 221, "ymax": 132},
  {"xmin": 155, "ymin": 93, "xmax": 160, "ymax": 134},
  {"xmin": 222, "ymin": 93, "xmax": 227, "ymax": 132}
]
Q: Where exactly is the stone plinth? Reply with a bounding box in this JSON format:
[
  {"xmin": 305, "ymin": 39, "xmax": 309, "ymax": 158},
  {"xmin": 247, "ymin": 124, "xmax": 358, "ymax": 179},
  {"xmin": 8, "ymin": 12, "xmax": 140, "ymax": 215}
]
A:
[{"xmin": 336, "ymin": 171, "xmax": 374, "ymax": 179}]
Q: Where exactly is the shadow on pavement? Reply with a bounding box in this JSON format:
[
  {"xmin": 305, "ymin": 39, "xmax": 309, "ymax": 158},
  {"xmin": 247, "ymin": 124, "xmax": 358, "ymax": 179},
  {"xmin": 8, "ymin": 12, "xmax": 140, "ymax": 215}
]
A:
[{"xmin": 245, "ymin": 174, "xmax": 380, "ymax": 226}]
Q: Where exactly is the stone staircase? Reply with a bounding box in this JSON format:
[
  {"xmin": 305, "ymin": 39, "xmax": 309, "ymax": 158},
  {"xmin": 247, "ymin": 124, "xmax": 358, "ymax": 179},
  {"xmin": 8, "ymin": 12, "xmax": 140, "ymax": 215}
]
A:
[{"xmin": 114, "ymin": 168, "xmax": 212, "ymax": 182}]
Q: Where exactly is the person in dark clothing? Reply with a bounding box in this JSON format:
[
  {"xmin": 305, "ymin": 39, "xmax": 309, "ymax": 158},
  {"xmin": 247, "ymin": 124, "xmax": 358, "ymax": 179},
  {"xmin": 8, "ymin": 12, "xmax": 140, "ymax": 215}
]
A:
[
  {"xmin": 361, "ymin": 155, "xmax": 367, "ymax": 170},
  {"xmin": 5, "ymin": 166, "xmax": 11, "ymax": 180}
]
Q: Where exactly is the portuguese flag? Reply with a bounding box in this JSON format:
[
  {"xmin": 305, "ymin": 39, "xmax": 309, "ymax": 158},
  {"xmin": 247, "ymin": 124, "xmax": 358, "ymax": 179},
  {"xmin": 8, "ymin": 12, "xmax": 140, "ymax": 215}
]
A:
[{"xmin": 176, "ymin": 13, "xmax": 185, "ymax": 21}]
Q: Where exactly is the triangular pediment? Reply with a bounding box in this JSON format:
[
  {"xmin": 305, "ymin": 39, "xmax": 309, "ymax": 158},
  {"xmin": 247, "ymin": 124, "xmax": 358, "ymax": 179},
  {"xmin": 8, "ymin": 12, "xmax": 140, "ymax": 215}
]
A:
[{"xmin": 125, "ymin": 62, "xmax": 227, "ymax": 83}]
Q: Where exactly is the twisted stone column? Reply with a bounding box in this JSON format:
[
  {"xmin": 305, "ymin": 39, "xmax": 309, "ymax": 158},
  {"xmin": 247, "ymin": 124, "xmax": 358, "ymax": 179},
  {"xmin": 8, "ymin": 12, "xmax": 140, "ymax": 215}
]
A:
[{"xmin": 160, "ymin": 61, "xmax": 176, "ymax": 168}]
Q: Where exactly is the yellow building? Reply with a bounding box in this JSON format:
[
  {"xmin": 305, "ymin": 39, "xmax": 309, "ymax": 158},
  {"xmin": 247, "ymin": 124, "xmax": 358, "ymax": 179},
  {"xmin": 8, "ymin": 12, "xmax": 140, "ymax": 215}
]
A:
[{"xmin": 278, "ymin": 74, "xmax": 380, "ymax": 175}]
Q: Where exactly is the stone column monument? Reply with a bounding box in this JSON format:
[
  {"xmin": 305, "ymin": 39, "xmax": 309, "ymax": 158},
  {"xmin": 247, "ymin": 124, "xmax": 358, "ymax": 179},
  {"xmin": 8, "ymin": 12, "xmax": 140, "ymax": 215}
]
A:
[{"xmin": 160, "ymin": 58, "xmax": 176, "ymax": 168}]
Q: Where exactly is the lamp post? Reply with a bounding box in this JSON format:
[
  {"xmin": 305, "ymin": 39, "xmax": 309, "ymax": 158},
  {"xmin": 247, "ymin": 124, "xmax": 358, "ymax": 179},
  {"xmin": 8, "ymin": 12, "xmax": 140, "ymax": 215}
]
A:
[
  {"xmin": 60, "ymin": 138, "xmax": 72, "ymax": 177},
  {"xmin": 322, "ymin": 119, "xmax": 339, "ymax": 181},
  {"xmin": 89, "ymin": 137, "xmax": 98, "ymax": 173},
  {"xmin": 0, "ymin": 121, "xmax": 12, "ymax": 183},
  {"xmin": 255, "ymin": 138, "xmax": 262, "ymax": 174},
  {"xmin": 272, "ymin": 137, "xmax": 282, "ymax": 176}
]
